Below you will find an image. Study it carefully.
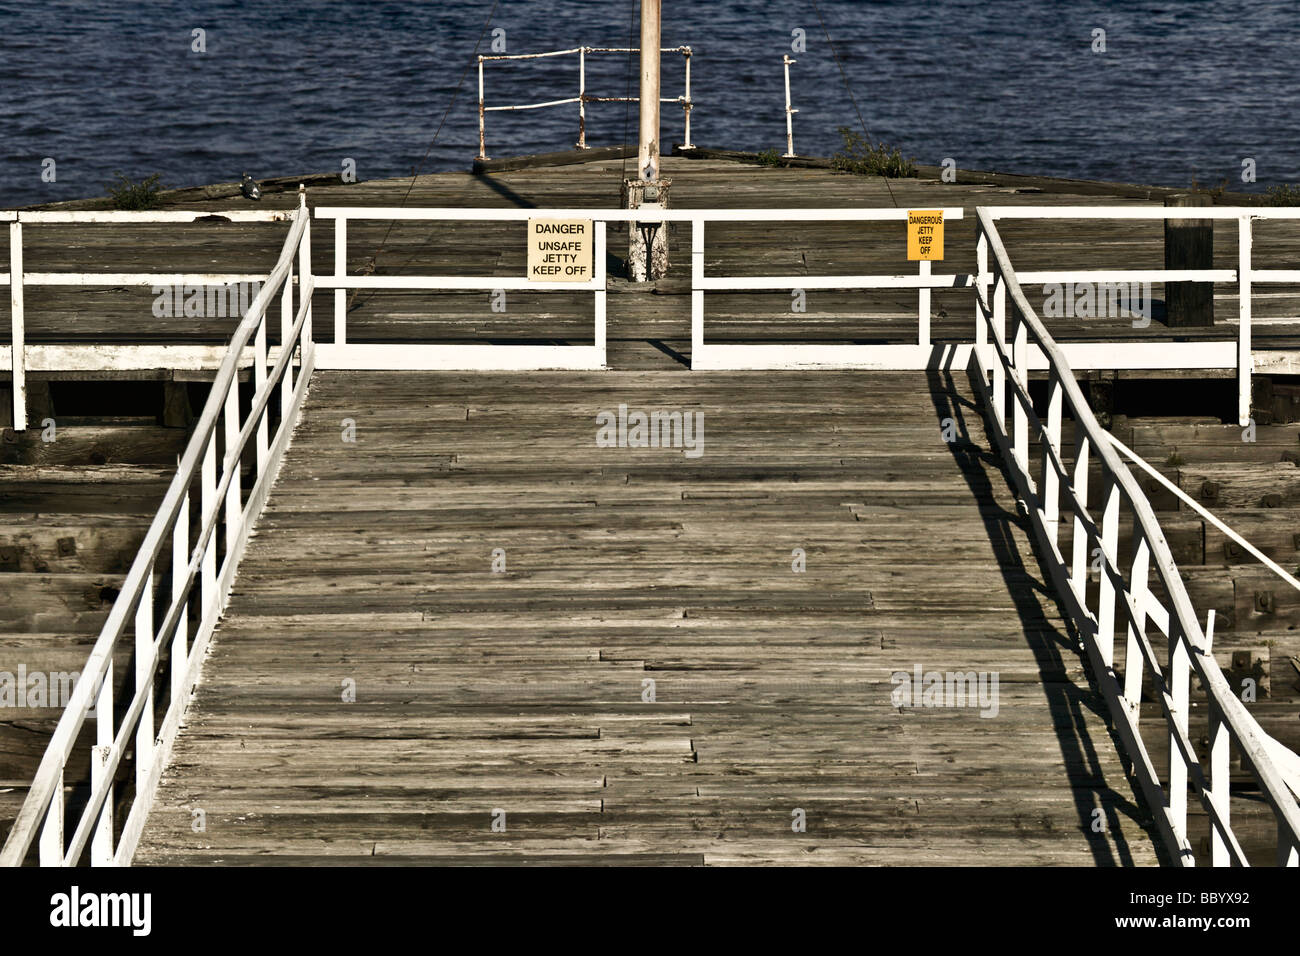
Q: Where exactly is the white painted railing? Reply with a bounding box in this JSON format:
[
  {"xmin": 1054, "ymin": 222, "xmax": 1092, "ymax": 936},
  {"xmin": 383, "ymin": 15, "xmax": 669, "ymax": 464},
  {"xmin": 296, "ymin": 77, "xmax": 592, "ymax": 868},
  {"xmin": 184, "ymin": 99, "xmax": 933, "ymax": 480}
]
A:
[
  {"xmin": 2, "ymin": 207, "xmax": 294, "ymax": 432},
  {"xmin": 477, "ymin": 46, "xmax": 692, "ymax": 160},
  {"xmin": 312, "ymin": 207, "xmax": 968, "ymax": 371},
  {"xmin": 972, "ymin": 206, "xmax": 1300, "ymax": 866},
  {"xmin": 314, "ymin": 206, "xmax": 609, "ymax": 370},
  {"xmin": 0, "ymin": 193, "xmax": 316, "ymax": 867},
  {"xmin": 982, "ymin": 205, "xmax": 1300, "ymax": 428},
  {"xmin": 685, "ymin": 208, "xmax": 967, "ymax": 370}
]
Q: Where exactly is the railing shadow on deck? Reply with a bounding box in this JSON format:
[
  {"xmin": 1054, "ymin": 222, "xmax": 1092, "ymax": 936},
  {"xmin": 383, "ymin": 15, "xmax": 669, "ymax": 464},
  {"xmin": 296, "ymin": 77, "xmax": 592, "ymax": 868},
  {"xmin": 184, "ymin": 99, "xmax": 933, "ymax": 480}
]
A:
[
  {"xmin": 925, "ymin": 369, "xmax": 1154, "ymax": 867},
  {"xmin": 969, "ymin": 208, "xmax": 1300, "ymax": 867}
]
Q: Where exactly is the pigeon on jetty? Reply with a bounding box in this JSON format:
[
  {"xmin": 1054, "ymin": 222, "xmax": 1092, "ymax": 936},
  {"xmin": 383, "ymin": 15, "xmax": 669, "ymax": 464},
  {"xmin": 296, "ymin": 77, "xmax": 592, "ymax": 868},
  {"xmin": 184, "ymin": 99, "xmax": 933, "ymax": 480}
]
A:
[{"xmin": 240, "ymin": 173, "xmax": 261, "ymax": 200}]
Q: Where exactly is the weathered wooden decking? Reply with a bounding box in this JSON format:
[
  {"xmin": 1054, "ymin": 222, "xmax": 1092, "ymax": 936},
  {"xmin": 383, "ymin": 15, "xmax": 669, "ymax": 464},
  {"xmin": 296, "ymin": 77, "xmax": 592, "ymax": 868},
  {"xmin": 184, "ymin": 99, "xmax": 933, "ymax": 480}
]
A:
[
  {"xmin": 132, "ymin": 370, "xmax": 1160, "ymax": 865},
  {"xmin": 8, "ymin": 157, "xmax": 1300, "ymax": 864}
]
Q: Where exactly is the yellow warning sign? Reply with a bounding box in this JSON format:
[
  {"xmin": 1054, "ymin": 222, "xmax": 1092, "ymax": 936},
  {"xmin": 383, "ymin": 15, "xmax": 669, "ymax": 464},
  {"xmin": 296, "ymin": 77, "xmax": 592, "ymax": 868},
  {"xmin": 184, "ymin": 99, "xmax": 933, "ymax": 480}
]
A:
[
  {"xmin": 907, "ymin": 210, "xmax": 944, "ymax": 261},
  {"xmin": 527, "ymin": 218, "xmax": 594, "ymax": 281}
]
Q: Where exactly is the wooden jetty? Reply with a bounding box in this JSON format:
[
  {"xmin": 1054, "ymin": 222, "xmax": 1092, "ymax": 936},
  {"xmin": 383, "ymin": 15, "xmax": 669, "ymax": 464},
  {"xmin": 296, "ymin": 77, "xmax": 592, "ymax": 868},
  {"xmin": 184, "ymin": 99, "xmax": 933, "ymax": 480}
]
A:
[
  {"xmin": 4, "ymin": 154, "xmax": 1300, "ymax": 865},
  {"xmin": 131, "ymin": 369, "xmax": 1157, "ymax": 865}
]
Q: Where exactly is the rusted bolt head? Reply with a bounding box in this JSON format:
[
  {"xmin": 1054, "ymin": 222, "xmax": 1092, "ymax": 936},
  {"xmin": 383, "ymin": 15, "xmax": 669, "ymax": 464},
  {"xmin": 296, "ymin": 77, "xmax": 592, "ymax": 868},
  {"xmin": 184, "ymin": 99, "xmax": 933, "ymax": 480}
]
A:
[
  {"xmin": 1200, "ymin": 480, "xmax": 1220, "ymax": 500},
  {"xmin": 57, "ymin": 536, "xmax": 76, "ymax": 556},
  {"xmin": 1255, "ymin": 590, "xmax": 1276, "ymax": 614},
  {"xmin": 1263, "ymin": 492, "xmax": 1283, "ymax": 508}
]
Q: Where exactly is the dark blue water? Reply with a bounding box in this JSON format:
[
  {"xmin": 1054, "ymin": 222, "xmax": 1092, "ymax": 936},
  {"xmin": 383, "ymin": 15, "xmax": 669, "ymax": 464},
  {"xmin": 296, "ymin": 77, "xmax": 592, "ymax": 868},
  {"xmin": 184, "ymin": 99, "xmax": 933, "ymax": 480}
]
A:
[{"xmin": 3, "ymin": 0, "xmax": 1298, "ymax": 208}]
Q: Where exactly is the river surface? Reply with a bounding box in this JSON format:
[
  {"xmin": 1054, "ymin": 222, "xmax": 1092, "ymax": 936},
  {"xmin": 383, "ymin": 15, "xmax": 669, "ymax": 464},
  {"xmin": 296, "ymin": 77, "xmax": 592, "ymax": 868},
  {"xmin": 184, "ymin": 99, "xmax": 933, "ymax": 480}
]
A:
[{"xmin": 2, "ymin": 0, "xmax": 1297, "ymax": 206}]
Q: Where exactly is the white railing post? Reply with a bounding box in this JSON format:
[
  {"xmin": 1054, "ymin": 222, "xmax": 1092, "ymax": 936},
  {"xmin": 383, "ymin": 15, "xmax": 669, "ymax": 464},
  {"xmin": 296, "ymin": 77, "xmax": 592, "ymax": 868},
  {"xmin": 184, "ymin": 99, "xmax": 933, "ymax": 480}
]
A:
[
  {"xmin": 1043, "ymin": 372, "xmax": 1063, "ymax": 545},
  {"xmin": 691, "ymin": 218, "xmax": 704, "ymax": 365},
  {"xmin": 478, "ymin": 56, "xmax": 487, "ymax": 160},
  {"xmin": 38, "ymin": 770, "xmax": 63, "ymax": 865},
  {"xmin": 1207, "ymin": 608, "xmax": 1230, "ymax": 865},
  {"xmin": 1238, "ymin": 215, "xmax": 1252, "ymax": 427},
  {"xmin": 1208, "ymin": 705, "xmax": 1229, "ymax": 865},
  {"xmin": 1169, "ymin": 625, "xmax": 1191, "ymax": 847},
  {"xmin": 975, "ymin": 222, "xmax": 989, "ymax": 377},
  {"xmin": 577, "ymin": 48, "xmax": 587, "ymax": 149},
  {"xmin": 223, "ymin": 378, "xmax": 242, "ymax": 553},
  {"xmin": 200, "ymin": 431, "xmax": 217, "ymax": 615},
  {"xmin": 917, "ymin": 259, "xmax": 931, "ymax": 348},
  {"xmin": 1011, "ymin": 309, "xmax": 1029, "ymax": 476},
  {"xmin": 1070, "ymin": 426, "xmax": 1091, "ymax": 605},
  {"xmin": 594, "ymin": 221, "xmax": 606, "ymax": 366},
  {"xmin": 171, "ymin": 491, "xmax": 189, "ymax": 706},
  {"xmin": 254, "ymin": 308, "xmax": 269, "ymax": 474},
  {"xmin": 1096, "ymin": 476, "xmax": 1120, "ymax": 668},
  {"xmin": 992, "ymin": 272, "xmax": 1007, "ymax": 431},
  {"xmin": 134, "ymin": 569, "xmax": 155, "ymax": 795},
  {"xmin": 782, "ymin": 55, "xmax": 798, "ymax": 158},
  {"xmin": 281, "ymin": 257, "xmax": 294, "ymax": 413},
  {"xmin": 10, "ymin": 220, "xmax": 25, "ymax": 431},
  {"xmin": 300, "ymin": 209, "xmax": 313, "ymax": 347},
  {"xmin": 333, "ymin": 217, "xmax": 346, "ymax": 346},
  {"xmin": 1124, "ymin": 533, "xmax": 1149, "ymax": 711},
  {"xmin": 682, "ymin": 49, "xmax": 693, "ymax": 149},
  {"xmin": 90, "ymin": 664, "xmax": 113, "ymax": 866}
]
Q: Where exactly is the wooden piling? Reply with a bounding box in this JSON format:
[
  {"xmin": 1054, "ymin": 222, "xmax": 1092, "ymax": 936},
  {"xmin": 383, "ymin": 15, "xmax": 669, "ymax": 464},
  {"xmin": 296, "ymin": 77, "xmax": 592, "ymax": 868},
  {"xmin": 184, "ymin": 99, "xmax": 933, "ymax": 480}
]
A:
[{"xmin": 1164, "ymin": 193, "xmax": 1215, "ymax": 327}]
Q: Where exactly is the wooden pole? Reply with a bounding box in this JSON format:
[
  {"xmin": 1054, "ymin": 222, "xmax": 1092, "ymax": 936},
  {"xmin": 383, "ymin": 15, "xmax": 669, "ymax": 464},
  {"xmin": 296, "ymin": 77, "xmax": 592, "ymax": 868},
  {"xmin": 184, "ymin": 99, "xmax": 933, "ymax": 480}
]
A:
[
  {"xmin": 624, "ymin": 0, "xmax": 670, "ymax": 282},
  {"xmin": 1164, "ymin": 193, "xmax": 1214, "ymax": 327},
  {"xmin": 638, "ymin": 0, "xmax": 661, "ymax": 181}
]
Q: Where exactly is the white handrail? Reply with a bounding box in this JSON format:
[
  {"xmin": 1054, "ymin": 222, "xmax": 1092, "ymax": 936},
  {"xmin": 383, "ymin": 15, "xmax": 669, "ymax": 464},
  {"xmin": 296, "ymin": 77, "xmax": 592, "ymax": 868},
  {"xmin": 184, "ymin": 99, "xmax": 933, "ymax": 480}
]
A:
[
  {"xmin": 477, "ymin": 46, "xmax": 692, "ymax": 158},
  {"xmin": 310, "ymin": 206, "xmax": 967, "ymax": 372},
  {"xmin": 980, "ymin": 204, "xmax": 1300, "ymax": 427},
  {"xmin": 0, "ymin": 192, "xmax": 317, "ymax": 867},
  {"xmin": 1108, "ymin": 433, "xmax": 1300, "ymax": 595},
  {"xmin": 973, "ymin": 206, "xmax": 1300, "ymax": 867},
  {"xmin": 2, "ymin": 207, "xmax": 293, "ymax": 431}
]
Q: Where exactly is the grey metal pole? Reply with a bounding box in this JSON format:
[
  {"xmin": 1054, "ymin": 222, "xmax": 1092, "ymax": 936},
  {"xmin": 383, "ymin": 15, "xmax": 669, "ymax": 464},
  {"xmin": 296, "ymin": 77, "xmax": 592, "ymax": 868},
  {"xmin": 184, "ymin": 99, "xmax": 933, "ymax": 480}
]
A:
[{"xmin": 783, "ymin": 55, "xmax": 798, "ymax": 158}]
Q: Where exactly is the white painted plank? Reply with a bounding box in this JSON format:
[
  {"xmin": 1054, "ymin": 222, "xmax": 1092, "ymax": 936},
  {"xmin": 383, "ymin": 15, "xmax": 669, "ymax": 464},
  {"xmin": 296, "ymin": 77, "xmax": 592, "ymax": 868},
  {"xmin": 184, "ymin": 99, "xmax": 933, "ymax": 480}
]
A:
[{"xmin": 313, "ymin": 344, "xmax": 605, "ymax": 370}]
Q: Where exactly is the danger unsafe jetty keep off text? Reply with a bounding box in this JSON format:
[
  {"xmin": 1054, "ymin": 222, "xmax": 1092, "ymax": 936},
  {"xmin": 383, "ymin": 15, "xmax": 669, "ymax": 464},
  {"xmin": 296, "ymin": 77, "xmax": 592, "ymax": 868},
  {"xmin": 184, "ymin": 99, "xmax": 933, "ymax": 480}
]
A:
[
  {"xmin": 528, "ymin": 218, "xmax": 594, "ymax": 281},
  {"xmin": 907, "ymin": 210, "xmax": 944, "ymax": 261}
]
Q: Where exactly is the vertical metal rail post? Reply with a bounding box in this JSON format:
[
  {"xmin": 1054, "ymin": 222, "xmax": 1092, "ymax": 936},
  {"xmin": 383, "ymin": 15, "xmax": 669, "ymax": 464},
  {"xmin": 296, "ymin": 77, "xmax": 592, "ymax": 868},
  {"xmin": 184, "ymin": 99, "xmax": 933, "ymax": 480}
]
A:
[
  {"xmin": 783, "ymin": 55, "xmax": 798, "ymax": 158},
  {"xmin": 577, "ymin": 47, "xmax": 587, "ymax": 149},
  {"xmin": 1238, "ymin": 215, "xmax": 1252, "ymax": 427},
  {"xmin": 10, "ymin": 220, "xmax": 24, "ymax": 431},
  {"xmin": 478, "ymin": 56, "xmax": 488, "ymax": 160},
  {"xmin": 691, "ymin": 218, "xmax": 704, "ymax": 361},
  {"xmin": 594, "ymin": 221, "xmax": 606, "ymax": 363},
  {"xmin": 917, "ymin": 259, "xmax": 931, "ymax": 348},
  {"xmin": 682, "ymin": 49, "xmax": 693, "ymax": 149}
]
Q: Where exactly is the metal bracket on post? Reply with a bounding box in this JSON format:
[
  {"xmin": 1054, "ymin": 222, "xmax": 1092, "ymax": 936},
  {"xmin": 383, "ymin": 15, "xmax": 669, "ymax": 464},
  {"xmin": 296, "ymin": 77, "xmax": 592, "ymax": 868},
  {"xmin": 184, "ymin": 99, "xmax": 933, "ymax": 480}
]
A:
[{"xmin": 622, "ymin": 179, "xmax": 671, "ymax": 282}]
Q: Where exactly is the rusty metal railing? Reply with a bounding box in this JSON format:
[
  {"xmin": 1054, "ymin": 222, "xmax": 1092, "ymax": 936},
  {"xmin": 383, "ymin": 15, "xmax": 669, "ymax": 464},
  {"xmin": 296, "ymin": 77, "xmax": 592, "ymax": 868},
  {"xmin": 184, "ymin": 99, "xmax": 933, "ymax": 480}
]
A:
[{"xmin": 476, "ymin": 46, "xmax": 692, "ymax": 160}]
